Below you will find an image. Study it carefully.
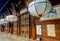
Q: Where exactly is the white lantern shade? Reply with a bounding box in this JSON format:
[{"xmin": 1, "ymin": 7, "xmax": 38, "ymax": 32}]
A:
[
  {"xmin": 5, "ymin": 15, "xmax": 18, "ymax": 22},
  {"xmin": 0, "ymin": 20, "xmax": 3, "ymax": 24},
  {"xmin": 28, "ymin": 0, "xmax": 51, "ymax": 17},
  {"xmin": 0, "ymin": 19, "xmax": 8, "ymax": 24}
]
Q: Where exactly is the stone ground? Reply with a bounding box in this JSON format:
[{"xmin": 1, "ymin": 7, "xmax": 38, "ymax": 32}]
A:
[{"xmin": 0, "ymin": 32, "xmax": 38, "ymax": 41}]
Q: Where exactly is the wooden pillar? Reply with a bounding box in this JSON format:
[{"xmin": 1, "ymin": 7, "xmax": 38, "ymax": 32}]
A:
[
  {"xmin": 17, "ymin": 16, "xmax": 21, "ymax": 36},
  {"xmin": 9, "ymin": 22, "xmax": 13, "ymax": 34},
  {"xmin": 11, "ymin": 22, "xmax": 13, "ymax": 34},
  {"xmin": 8, "ymin": 22, "xmax": 11, "ymax": 32},
  {"xmin": 29, "ymin": 15, "xmax": 36, "ymax": 39},
  {"xmin": 1, "ymin": 25, "xmax": 5, "ymax": 32},
  {"xmin": 29, "ymin": 15, "xmax": 32, "ymax": 39}
]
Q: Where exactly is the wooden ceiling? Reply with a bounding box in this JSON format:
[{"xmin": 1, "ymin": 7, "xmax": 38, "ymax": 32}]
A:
[
  {"xmin": 7, "ymin": 0, "xmax": 60, "ymax": 9},
  {"xmin": 49, "ymin": 0, "xmax": 60, "ymax": 6},
  {"xmin": 19, "ymin": 0, "xmax": 60, "ymax": 9}
]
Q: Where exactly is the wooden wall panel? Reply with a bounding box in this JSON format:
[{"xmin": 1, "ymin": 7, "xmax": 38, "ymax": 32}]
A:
[
  {"xmin": 42, "ymin": 25, "xmax": 47, "ymax": 37},
  {"xmin": 41, "ymin": 37, "xmax": 59, "ymax": 41},
  {"xmin": 35, "ymin": 19, "xmax": 60, "ymax": 41},
  {"xmin": 55, "ymin": 24, "xmax": 60, "ymax": 40}
]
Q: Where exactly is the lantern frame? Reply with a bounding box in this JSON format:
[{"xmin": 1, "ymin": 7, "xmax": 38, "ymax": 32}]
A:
[{"xmin": 28, "ymin": 0, "xmax": 52, "ymax": 17}]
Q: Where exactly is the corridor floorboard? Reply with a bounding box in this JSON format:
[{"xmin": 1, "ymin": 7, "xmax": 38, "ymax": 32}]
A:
[{"xmin": 0, "ymin": 32, "xmax": 38, "ymax": 41}]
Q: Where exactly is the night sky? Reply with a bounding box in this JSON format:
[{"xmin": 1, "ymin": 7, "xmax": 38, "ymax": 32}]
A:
[{"xmin": 0, "ymin": 0, "xmax": 8, "ymax": 15}]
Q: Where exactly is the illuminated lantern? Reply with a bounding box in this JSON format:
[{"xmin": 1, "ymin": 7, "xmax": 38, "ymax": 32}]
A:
[{"xmin": 28, "ymin": 0, "xmax": 51, "ymax": 17}]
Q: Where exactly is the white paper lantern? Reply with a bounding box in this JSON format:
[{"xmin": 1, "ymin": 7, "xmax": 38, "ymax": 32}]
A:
[
  {"xmin": 0, "ymin": 19, "xmax": 8, "ymax": 24},
  {"xmin": 0, "ymin": 20, "xmax": 3, "ymax": 24},
  {"xmin": 28, "ymin": 0, "xmax": 51, "ymax": 17},
  {"xmin": 5, "ymin": 15, "xmax": 18, "ymax": 22}
]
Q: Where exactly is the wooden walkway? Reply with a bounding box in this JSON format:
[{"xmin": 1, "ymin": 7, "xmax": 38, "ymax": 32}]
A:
[{"xmin": 0, "ymin": 32, "xmax": 38, "ymax": 41}]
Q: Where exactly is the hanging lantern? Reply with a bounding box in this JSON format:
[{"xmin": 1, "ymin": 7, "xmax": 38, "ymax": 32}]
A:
[
  {"xmin": 28, "ymin": 0, "xmax": 51, "ymax": 17},
  {"xmin": 5, "ymin": 15, "xmax": 18, "ymax": 22},
  {"xmin": 0, "ymin": 20, "xmax": 3, "ymax": 25},
  {"xmin": 0, "ymin": 19, "xmax": 8, "ymax": 24}
]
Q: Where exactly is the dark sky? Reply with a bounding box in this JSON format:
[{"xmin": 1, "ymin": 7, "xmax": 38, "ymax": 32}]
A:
[
  {"xmin": 0, "ymin": 0, "xmax": 23, "ymax": 15},
  {"xmin": 0, "ymin": 0, "xmax": 8, "ymax": 15}
]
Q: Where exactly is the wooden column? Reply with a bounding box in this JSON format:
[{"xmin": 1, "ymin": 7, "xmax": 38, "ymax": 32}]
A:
[
  {"xmin": 11, "ymin": 22, "xmax": 13, "ymax": 34},
  {"xmin": 1, "ymin": 25, "xmax": 5, "ymax": 32},
  {"xmin": 17, "ymin": 16, "xmax": 21, "ymax": 36},
  {"xmin": 9, "ymin": 22, "xmax": 13, "ymax": 34},
  {"xmin": 29, "ymin": 15, "xmax": 36, "ymax": 39},
  {"xmin": 8, "ymin": 22, "xmax": 11, "ymax": 33},
  {"xmin": 29, "ymin": 15, "xmax": 32, "ymax": 39}
]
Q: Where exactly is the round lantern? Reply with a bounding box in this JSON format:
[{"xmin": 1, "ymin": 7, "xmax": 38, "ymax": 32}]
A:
[
  {"xmin": 28, "ymin": 0, "xmax": 51, "ymax": 17},
  {"xmin": 0, "ymin": 19, "xmax": 8, "ymax": 24},
  {"xmin": 5, "ymin": 15, "xmax": 18, "ymax": 22},
  {"xmin": 0, "ymin": 20, "xmax": 3, "ymax": 25}
]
